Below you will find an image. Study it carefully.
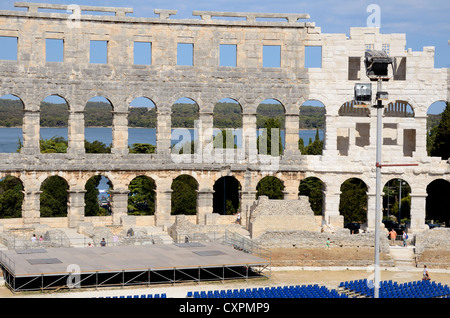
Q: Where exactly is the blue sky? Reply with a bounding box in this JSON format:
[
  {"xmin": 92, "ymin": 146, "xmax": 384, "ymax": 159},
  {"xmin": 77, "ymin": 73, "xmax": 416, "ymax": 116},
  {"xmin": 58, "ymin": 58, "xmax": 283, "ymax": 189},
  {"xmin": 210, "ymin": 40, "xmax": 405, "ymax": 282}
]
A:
[{"xmin": 0, "ymin": 0, "xmax": 448, "ymax": 112}]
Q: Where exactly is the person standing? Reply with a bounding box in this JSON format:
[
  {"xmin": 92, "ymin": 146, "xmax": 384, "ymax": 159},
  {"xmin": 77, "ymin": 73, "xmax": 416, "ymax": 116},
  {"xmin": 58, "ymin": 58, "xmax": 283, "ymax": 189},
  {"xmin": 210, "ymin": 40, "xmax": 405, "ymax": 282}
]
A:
[
  {"xmin": 422, "ymin": 265, "xmax": 430, "ymax": 281},
  {"xmin": 389, "ymin": 229, "xmax": 397, "ymax": 246},
  {"xmin": 402, "ymin": 231, "xmax": 408, "ymax": 247}
]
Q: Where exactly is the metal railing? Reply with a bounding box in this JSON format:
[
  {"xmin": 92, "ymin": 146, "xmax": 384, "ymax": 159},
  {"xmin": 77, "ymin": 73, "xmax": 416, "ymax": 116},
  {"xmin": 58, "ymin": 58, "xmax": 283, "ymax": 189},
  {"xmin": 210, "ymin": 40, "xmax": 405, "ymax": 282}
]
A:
[{"xmin": 223, "ymin": 230, "xmax": 271, "ymax": 261}]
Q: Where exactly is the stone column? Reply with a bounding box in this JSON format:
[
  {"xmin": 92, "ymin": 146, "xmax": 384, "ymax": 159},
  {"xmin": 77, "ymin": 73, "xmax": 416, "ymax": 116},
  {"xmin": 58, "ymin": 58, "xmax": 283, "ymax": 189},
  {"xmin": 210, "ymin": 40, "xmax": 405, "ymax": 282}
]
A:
[
  {"xmin": 198, "ymin": 111, "xmax": 214, "ymax": 155},
  {"xmin": 412, "ymin": 116, "xmax": 428, "ymax": 159},
  {"xmin": 156, "ymin": 110, "xmax": 172, "ymax": 156},
  {"xmin": 155, "ymin": 189, "xmax": 172, "ymax": 226},
  {"xmin": 322, "ymin": 185, "xmax": 343, "ymax": 228},
  {"xmin": 409, "ymin": 191, "xmax": 427, "ymax": 232},
  {"xmin": 22, "ymin": 190, "xmax": 41, "ymax": 226},
  {"xmin": 240, "ymin": 190, "xmax": 257, "ymax": 228},
  {"xmin": 67, "ymin": 110, "xmax": 85, "ymax": 155},
  {"xmin": 322, "ymin": 114, "xmax": 339, "ymax": 157},
  {"xmin": 110, "ymin": 189, "xmax": 129, "ymax": 225},
  {"xmin": 283, "ymin": 178, "xmax": 300, "ymax": 200},
  {"xmin": 240, "ymin": 170, "xmax": 257, "ymax": 228},
  {"xmin": 21, "ymin": 109, "xmax": 40, "ymax": 155},
  {"xmin": 242, "ymin": 113, "xmax": 257, "ymax": 162},
  {"xmin": 366, "ymin": 191, "xmax": 382, "ymax": 230},
  {"xmin": 67, "ymin": 190, "xmax": 86, "ymax": 228},
  {"xmin": 196, "ymin": 188, "xmax": 214, "ymax": 225},
  {"xmin": 111, "ymin": 111, "xmax": 129, "ymax": 156},
  {"xmin": 284, "ymin": 113, "xmax": 300, "ymax": 158}
]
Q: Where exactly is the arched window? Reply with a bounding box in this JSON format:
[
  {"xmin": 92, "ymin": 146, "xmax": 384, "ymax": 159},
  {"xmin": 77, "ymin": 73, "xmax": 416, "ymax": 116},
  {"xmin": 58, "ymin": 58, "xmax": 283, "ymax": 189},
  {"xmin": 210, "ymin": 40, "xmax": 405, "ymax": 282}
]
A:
[{"xmin": 128, "ymin": 97, "xmax": 157, "ymax": 154}]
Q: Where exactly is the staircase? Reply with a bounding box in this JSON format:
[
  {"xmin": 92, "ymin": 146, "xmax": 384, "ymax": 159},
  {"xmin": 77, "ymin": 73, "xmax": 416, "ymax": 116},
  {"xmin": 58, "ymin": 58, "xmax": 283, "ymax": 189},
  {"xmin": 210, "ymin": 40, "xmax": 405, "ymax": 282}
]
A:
[{"xmin": 389, "ymin": 245, "xmax": 417, "ymax": 269}]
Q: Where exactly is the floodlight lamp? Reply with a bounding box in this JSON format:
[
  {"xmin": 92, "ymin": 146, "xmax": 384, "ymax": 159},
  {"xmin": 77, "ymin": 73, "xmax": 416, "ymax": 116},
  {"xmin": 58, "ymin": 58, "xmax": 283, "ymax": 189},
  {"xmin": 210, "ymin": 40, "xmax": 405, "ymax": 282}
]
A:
[
  {"xmin": 376, "ymin": 91, "xmax": 389, "ymax": 101},
  {"xmin": 364, "ymin": 50, "xmax": 394, "ymax": 81},
  {"xmin": 354, "ymin": 83, "xmax": 372, "ymax": 106}
]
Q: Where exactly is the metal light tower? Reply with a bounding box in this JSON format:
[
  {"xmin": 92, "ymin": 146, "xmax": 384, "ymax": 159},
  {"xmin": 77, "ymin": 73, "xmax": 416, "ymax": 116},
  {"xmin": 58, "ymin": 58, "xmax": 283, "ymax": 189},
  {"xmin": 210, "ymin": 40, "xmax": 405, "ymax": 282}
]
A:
[{"xmin": 355, "ymin": 50, "xmax": 393, "ymax": 298}]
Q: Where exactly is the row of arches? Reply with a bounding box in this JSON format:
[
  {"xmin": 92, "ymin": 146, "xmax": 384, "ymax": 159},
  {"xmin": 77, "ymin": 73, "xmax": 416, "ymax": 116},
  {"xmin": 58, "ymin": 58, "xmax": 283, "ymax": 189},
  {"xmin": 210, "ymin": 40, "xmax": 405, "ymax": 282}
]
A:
[
  {"xmin": 0, "ymin": 93, "xmax": 446, "ymax": 157},
  {"xmin": 0, "ymin": 174, "xmax": 448, "ymax": 226}
]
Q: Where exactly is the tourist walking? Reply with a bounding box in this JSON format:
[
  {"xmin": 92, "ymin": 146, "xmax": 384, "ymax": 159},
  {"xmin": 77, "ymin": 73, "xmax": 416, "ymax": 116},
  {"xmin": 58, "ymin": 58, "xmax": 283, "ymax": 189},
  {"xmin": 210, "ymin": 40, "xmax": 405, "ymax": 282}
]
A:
[
  {"xmin": 389, "ymin": 229, "xmax": 397, "ymax": 246},
  {"xmin": 422, "ymin": 265, "xmax": 430, "ymax": 281},
  {"xmin": 402, "ymin": 231, "xmax": 408, "ymax": 247},
  {"xmin": 235, "ymin": 212, "xmax": 241, "ymax": 225}
]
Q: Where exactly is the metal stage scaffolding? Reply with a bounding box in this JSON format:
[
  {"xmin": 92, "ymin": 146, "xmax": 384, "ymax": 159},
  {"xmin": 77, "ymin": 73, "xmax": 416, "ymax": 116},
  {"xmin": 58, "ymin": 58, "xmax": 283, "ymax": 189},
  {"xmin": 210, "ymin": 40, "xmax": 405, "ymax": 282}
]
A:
[{"xmin": 0, "ymin": 241, "xmax": 270, "ymax": 293}]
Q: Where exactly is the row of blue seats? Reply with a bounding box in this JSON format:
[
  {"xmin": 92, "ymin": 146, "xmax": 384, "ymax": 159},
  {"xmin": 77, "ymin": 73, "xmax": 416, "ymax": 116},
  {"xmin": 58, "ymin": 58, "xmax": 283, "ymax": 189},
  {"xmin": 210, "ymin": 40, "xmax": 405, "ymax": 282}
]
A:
[
  {"xmin": 187, "ymin": 284, "xmax": 348, "ymax": 298},
  {"xmin": 339, "ymin": 279, "xmax": 450, "ymax": 298},
  {"xmin": 98, "ymin": 293, "xmax": 167, "ymax": 298}
]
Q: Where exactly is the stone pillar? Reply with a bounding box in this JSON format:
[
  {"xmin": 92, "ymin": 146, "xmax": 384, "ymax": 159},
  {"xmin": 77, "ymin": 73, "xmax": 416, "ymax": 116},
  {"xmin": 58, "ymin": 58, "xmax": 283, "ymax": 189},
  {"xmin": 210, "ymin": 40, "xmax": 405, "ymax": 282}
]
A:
[
  {"xmin": 322, "ymin": 114, "xmax": 339, "ymax": 157},
  {"xmin": 67, "ymin": 110, "xmax": 85, "ymax": 155},
  {"xmin": 21, "ymin": 109, "xmax": 40, "ymax": 155},
  {"xmin": 409, "ymin": 191, "xmax": 427, "ymax": 232},
  {"xmin": 198, "ymin": 111, "xmax": 214, "ymax": 154},
  {"xmin": 242, "ymin": 113, "xmax": 257, "ymax": 162},
  {"xmin": 366, "ymin": 191, "xmax": 382, "ymax": 230},
  {"xmin": 240, "ymin": 190, "xmax": 257, "ymax": 228},
  {"xmin": 283, "ymin": 178, "xmax": 300, "ymax": 200},
  {"xmin": 67, "ymin": 190, "xmax": 86, "ymax": 228},
  {"xmin": 22, "ymin": 190, "xmax": 41, "ymax": 226},
  {"xmin": 412, "ymin": 116, "xmax": 428, "ymax": 159},
  {"xmin": 156, "ymin": 110, "xmax": 172, "ymax": 156},
  {"xmin": 155, "ymin": 189, "xmax": 172, "ymax": 226},
  {"xmin": 284, "ymin": 113, "xmax": 300, "ymax": 158},
  {"xmin": 110, "ymin": 189, "xmax": 129, "ymax": 225},
  {"xmin": 322, "ymin": 186, "xmax": 343, "ymax": 228},
  {"xmin": 111, "ymin": 111, "xmax": 129, "ymax": 156},
  {"xmin": 196, "ymin": 188, "xmax": 214, "ymax": 225},
  {"xmin": 240, "ymin": 170, "xmax": 257, "ymax": 228}
]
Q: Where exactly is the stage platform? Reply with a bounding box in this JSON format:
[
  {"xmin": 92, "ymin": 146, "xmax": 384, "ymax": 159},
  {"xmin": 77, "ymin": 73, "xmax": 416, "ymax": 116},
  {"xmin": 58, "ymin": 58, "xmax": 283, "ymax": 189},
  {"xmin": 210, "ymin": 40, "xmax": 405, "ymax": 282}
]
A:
[{"xmin": 0, "ymin": 242, "xmax": 270, "ymax": 292}]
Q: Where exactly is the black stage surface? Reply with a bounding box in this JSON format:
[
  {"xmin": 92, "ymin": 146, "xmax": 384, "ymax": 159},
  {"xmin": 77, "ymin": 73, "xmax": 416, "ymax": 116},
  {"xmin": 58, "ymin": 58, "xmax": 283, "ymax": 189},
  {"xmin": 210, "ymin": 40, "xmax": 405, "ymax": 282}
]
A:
[{"xmin": 0, "ymin": 242, "xmax": 270, "ymax": 292}]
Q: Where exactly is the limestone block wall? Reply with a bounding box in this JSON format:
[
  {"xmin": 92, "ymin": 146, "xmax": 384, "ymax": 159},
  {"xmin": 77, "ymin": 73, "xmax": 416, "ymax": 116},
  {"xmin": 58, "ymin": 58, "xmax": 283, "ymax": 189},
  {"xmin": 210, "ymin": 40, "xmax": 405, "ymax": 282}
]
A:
[
  {"xmin": 0, "ymin": 3, "xmax": 448, "ymax": 232},
  {"xmin": 249, "ymin": 196, "xmax": 318, "ymax": 238}
]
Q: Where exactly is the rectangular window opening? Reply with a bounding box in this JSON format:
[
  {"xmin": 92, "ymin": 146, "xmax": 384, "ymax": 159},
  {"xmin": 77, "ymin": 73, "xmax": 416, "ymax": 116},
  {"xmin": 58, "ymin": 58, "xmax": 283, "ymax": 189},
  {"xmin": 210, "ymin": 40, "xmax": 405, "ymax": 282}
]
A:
[
  {"xmin": 219, "ymin": 44, "xmax": 237, "ymax": 67},
  {"xmin": 177, "ymin": 43, "xmax": 194, "ymax": 66},
  {"xmin": 90, "ymin": 40, "xmax": 108, "ymax": 64},
  {"xmin": 0, "ymin": 36, "xmax": 18, "ymax": 61},
  {"xmin": 134, "ymin": 41, "xmax": 152, "ymax": 65},
  {"xmin": 348, "ymin": 57, "xmax": 361, "ymax": 80},
  {"xmin": 394, "ymin": 57, "xmax": 406, "ymax": 80},
  {"xmin": 305, "ymin": 46, "xmax": 322, "ymax": 68},
  {"xmin": 46, "ymin": 38, "xmax": 64, "ymax": 62},
  {"xmin": 263, "ymin": 45, "xmax": 281, "ymax": 68},
  {"xmin": 383, "ymin": 123, "xmax": 398, "ymax": 145}
]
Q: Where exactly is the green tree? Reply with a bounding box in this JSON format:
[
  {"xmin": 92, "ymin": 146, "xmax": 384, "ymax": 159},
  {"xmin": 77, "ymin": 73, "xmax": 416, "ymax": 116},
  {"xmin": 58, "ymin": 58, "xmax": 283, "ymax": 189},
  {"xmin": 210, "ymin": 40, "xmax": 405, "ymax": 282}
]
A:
[
  {"xmin": 257, "ymin": 118, "xmax": 283, "ymax": 156},
  {"xmin": 129, "ymin": 143, "xmax": 155, "ymax": 154},
  {"xmin": 430, "ymin": 102, "xmax": 450, "ymax": 159},
  {"xmin": 171, "ymin": 175, "xmax": 198, "ymax": 215},
  {"xmin": 213, "ymin": 129, "xmax": 237, "ymax": 149},
  {"xmin": 40, "ymin": 176, "xmax": 68, "ymax": 217},
  {"xmin": 84, "ymin": 176, "xmax": 102, "ymax": 216},
  {"xmin": 128, "ymin": 176, "xmax": 156, "ymax": 215},
  {"xmin": 299, "ymin": 177, "xmax": 323, "ymax": 215},
  {"xmin": 0, "ymin": 176, "xmax": 23, "ymax": 218},
  {"xmin": 85, "ymin": 140, "xmax": 111, "ymax": 153},
  {"xmin": 256, "ymin": 176, "xmax": 284, "ymax": 200},
  {"xmin": 339, "ymin": 178, "xmax": 368, "ymax": 223},
  {"xmin": 299, "ymin": 128, "xmax": 323, "ymax": 155},
  {"xmin": 40, "ymin": 136, "xmax": 68, "ymax": 153}
]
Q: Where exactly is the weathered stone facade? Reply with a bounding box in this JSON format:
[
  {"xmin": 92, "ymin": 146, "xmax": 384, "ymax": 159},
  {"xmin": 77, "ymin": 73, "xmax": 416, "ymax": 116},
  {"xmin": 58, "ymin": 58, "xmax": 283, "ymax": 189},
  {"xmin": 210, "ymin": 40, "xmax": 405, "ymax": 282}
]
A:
[
  {"xmin": 0, "ymin": 3, "xmax": 448, "ymax": 233},
  {"xmin": 249, "ymin": 196, "xmax": 318, "ymax": 238}
]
